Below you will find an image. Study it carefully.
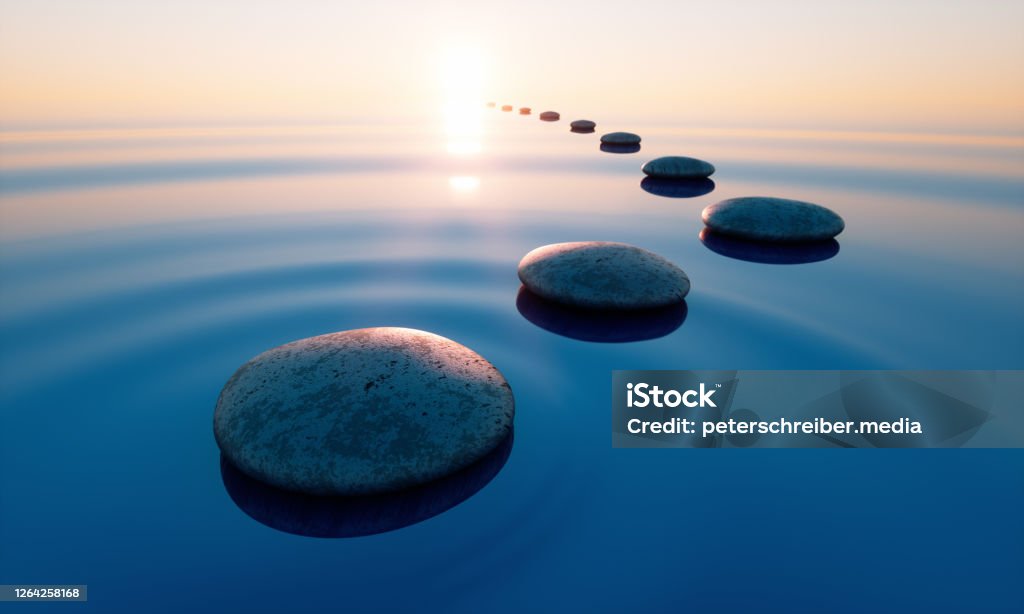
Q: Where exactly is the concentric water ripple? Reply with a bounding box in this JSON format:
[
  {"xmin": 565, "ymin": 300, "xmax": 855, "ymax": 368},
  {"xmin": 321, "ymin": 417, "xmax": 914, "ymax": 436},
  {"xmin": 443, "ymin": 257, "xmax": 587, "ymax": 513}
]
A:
[{"xmin": 1, "ymin": 121, "xmax": 1022, "ymax": 613}]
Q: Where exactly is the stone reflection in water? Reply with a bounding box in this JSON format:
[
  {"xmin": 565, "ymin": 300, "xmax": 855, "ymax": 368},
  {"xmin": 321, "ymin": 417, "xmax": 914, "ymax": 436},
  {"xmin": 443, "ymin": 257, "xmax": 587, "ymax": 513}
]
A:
[
  {"xmin": 516, "ymin": 286, "xmax": 686, "ymax": 343},
  {"xmin": 640, "ymin": 177, "xmax": 716, "ymax": 198},
  {"xmin": 699, "ymin": 229, "xmax": 839, "ymax": 265},
  {"xmin": 600, "ymin": 143, "xmax": 641, "ymax": 154},
  {"xmin": 221, "ymin": 431, "xmax": 513, "ymax": 538}
]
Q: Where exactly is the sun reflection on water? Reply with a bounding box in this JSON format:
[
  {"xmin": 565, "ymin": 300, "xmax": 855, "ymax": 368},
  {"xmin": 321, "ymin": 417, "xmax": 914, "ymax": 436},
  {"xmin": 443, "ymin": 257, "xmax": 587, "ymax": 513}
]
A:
[{"xmin": 448, "ymin": 175, "xmax": 481, "ymax": 194}]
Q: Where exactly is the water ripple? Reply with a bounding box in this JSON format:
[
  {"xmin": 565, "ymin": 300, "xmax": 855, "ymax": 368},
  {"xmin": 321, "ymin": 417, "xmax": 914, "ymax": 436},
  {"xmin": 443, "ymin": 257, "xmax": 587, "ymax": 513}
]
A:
[{"xmin": 3, "ymin": 153, "xmax": 1021, "ymax": 205}]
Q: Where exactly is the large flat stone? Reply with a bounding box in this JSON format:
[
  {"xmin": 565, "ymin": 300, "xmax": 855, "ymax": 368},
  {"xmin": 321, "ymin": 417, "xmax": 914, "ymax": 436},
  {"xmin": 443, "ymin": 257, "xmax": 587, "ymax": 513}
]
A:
[
  {"xmin": 702, "ymin": 197, "xmax": 845, "ymax": 242},
  {"xmin": 214, "ymin": 328, "xmax": 514, "ymax": 496},
  {"xmin": 517, "ymin": 241, "xmax": 690, "ymax": 309}
]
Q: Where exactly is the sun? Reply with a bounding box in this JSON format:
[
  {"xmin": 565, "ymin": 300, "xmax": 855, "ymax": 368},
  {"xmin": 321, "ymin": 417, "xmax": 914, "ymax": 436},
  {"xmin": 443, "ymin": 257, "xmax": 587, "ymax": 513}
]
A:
[
  {"xmin": 440, "ymin": 47, "xmax": 485, "ymax": 104},
  {"xmin": 438, "ymin": 47, "xmax": 487, "ymax": 155}
]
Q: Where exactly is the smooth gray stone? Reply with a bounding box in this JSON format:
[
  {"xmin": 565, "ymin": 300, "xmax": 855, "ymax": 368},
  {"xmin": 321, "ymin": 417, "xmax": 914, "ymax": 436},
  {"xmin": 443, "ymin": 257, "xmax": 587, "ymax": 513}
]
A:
[
  {"xmin": 539, "ymin": 111, "xmax": 560, "ymax": 121},
  {"xmin": 702, "ymin": 197, "xmax": 845, "ymax": 242},
  {"xmin": 518, "ymin": 107, "xmax": 531, "ymax": 115},
  {"xmin": 214, "ymin": 328, "xmax": 514, "ymax": 496},
  {"xmin": 517, "ymin": 241, "xmax": 690, "ymax": 309},
  {"xmin": 600, "ymin": 131, "xmax": 641, "ymax": 145},
  {"xmin": 570, "ymin": 119, "xmax": 596, "ymax": 131},
  {"xmin": 642, "ymin": 156, "xmax": 715, "ymax": 179}
]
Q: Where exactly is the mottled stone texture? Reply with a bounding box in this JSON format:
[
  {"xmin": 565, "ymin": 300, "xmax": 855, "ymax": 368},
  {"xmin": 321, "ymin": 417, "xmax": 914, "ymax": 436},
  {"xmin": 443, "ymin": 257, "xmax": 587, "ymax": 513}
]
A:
[
  {"xmin": 570, "ymin": 119, "xmax": 596, "ymax": 131},
  {"xmin": 517, "ymin": 241, "xmax": 690, "ymax": 309},
  {"xmin": 641, "ymin": 156, "xmax": 716, "ymax": 179},
  {"xmin": 702, "ymin": 197, "xmax": 845, "ymax": 242},
  {"xmin": 539, "ymin": 111, "xmax": 560, "ymax": 121},
  {"xmin": 600, "ymin": 132, "xmax": 641, "ymax": 145},
  {"xmin": 214, "ymin": 328, "xmax": 514, "ymax": 496}
]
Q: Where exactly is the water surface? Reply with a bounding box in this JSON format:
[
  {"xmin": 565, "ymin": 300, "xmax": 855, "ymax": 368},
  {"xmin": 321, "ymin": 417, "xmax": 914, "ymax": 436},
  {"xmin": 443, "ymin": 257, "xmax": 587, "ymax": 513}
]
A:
[{"xmin": 1, "ymin": 113, "xmax": 1022, "ymax": 612}]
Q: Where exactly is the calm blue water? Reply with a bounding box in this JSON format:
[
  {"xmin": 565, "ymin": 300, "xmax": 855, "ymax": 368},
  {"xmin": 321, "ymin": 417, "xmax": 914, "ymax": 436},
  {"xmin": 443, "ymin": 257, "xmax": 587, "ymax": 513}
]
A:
[{"xmin": 1, "ymin": 115, "xmax": 1022, "ymax": 612}]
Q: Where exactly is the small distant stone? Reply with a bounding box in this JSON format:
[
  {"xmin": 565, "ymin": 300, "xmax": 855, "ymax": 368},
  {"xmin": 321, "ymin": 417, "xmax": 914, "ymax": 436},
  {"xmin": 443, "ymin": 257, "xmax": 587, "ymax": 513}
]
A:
[
  {"xmin": 519, "ymin": 107, "xmax": 531, "ymax": 115},
  {"xmin": 501, "ymin": 105, "xmax": 513, "ymax": 112},
  {"xmin": 702, "ymin": 197, "xmax": 845, "ymax": 242},
  {"xmin": 600, "ymin": 132, "xmax": 641, "ymax": 145},
  {"xmin": 214, "ymin": 328, "xmax": 515, "ymax": 496},
  {"xmin": 539, "ymin": 111, "xmax": 560, "ymax": 121},
  {"xmin": 570, "ymin": 119, "xmax": 596, "ymax": 131},
  {"xmin": 518, "ymin": 241, "xmax": 690, "ymax": 309},
  {"xmin": 642, "ymin": 156, "xmax": 715, "ymax": 179},
  {"xmin": 486, "ymin": 102, "xmax": 496, "ymax": 108}
]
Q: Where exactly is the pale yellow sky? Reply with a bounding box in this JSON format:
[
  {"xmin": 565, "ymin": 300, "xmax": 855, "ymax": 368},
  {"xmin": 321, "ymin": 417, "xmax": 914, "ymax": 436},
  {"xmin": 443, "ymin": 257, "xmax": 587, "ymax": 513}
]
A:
[{"xmin": 1, "ymin": 0, "xmax": 1022, "ymax": 133}]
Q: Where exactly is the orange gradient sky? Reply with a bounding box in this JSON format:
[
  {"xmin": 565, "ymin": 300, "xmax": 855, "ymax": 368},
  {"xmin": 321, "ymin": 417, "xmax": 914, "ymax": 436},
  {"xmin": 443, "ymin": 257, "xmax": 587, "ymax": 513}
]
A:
[{"xmin": 1, "ymin": 0, "xmax": 1022, "ymax": 133}]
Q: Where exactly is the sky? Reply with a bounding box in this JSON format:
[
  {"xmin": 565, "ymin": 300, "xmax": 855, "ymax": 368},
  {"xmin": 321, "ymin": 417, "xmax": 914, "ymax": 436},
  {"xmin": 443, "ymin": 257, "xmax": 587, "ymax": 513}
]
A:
[{"xmin": 1, "ymin": 0, "xmax": 1022, "ymax": 133}]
